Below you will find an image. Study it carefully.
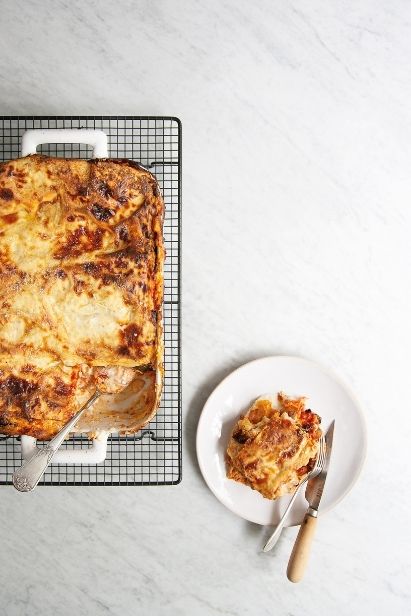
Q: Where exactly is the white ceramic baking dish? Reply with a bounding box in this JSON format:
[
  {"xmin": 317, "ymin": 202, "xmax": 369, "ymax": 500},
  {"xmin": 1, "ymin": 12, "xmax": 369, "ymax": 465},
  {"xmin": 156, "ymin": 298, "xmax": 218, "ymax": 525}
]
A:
[{"xmin": 15, "ymin": 129, "xmax": 163, "ymax": 465}]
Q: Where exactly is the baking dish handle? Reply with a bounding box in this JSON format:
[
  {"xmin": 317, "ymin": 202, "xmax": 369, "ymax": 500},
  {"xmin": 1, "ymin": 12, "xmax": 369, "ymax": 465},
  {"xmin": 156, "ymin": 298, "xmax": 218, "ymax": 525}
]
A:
[
  {"xmin": 21, "ymin": 129, "xmax": 108, "ymax": 158},
  {"xmin": 20, "ymin": 433, "xmax": 109, "ymax": 465}
]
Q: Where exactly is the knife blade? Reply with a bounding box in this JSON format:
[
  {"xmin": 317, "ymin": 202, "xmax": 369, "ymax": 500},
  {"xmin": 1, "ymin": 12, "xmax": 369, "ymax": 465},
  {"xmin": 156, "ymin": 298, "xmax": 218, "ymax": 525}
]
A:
[
  {"xmin": 286, "ymin": 420, "xmax": 335, "ymax": 583},
  {"xmin": 304, "ymin": 419, "xmax": 335, "ymax": 514}
]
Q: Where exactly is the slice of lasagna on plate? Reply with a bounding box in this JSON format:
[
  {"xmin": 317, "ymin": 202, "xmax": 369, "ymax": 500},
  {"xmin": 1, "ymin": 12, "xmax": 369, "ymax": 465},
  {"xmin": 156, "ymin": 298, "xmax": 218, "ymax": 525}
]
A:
[{"xmin": 226, "ymin": 392, "xmax": 322, "ymax": 499}]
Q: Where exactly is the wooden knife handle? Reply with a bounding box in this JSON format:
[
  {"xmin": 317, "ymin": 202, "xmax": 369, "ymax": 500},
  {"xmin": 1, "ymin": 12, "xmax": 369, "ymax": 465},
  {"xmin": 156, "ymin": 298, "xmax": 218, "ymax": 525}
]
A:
[{"xmin": 287, "ymin": 513, "xmax": 317, "ymax": 583}]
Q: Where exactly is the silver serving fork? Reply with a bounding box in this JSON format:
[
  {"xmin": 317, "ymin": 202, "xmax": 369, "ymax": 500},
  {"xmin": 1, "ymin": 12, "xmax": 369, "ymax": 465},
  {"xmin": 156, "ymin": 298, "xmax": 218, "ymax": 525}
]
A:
[{"xmin": 262, "ymin": 435, "xmax": 326, "ymax": 552}]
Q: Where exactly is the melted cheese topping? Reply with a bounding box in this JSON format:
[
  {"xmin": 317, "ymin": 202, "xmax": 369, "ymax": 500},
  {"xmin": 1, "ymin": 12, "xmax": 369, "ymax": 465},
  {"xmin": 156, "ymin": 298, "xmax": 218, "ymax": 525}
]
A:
[
  {"xmin": 0, "ymin": 155, "xmax": 164, "ymax": 438},
  {"xmin": 226, "ymin": 392, "xmax": 322, "ymax": 500}
]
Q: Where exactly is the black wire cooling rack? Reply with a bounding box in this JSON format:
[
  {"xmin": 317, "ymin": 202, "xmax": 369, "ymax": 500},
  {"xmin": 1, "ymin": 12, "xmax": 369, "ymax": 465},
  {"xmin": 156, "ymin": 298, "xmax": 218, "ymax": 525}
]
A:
[{"xmin": 0, "ymin": 116, "xmax": 181, "ymax": 486}]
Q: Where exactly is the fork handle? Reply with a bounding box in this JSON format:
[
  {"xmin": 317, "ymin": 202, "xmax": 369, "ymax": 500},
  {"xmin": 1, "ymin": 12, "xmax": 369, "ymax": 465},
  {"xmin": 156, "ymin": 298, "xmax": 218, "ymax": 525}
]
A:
[
  {"xmin": 12, "ymin": 391, "xmax": 100, "ymax": 492},
  {"xmin": 262, "ymin": 484, "xmax": 303, "ymax": 552},
  {"xmin": 287, "ymin": 511, "xmax": 318, "ymax": 582}
]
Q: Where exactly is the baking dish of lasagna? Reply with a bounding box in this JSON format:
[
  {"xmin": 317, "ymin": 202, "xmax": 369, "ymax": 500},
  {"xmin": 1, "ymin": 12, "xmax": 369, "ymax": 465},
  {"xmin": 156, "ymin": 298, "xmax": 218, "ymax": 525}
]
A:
[{"xmin": 0, "ymin": 129, "xmax": 164, "ymax": 464}]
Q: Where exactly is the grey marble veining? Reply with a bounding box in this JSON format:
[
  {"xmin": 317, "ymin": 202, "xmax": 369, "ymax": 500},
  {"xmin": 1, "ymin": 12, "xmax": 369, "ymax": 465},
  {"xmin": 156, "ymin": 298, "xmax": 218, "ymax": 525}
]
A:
[{"xmin": 1, "ymin": 0, "xmax": 411, "ymax": 614}]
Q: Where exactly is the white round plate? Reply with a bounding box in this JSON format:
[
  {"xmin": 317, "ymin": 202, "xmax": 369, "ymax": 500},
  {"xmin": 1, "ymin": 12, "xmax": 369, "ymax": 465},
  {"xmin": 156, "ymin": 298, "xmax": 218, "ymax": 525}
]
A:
[{"xmin": 196, "ymin": 356, "xmax": 367, "ymax": 526}]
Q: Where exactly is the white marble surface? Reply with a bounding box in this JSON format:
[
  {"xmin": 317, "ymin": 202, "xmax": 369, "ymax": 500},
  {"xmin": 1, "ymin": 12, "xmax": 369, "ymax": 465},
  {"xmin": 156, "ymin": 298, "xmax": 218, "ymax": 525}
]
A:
[{"xmin": 0, "ymin": 0, "xmax": 410, "ymax": 614}]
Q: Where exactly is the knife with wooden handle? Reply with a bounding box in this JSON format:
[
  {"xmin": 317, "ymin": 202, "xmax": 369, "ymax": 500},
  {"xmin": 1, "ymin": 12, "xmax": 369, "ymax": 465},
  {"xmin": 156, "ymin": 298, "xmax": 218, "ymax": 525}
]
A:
[{"xmin": 287, "ymin": 420, "xmax": 335, "ymax": 583}]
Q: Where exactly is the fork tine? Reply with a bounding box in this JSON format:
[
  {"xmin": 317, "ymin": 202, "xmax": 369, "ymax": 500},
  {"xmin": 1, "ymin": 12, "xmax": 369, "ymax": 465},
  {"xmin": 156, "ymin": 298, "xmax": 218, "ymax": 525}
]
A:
[
  {"xmin": 319, "ymin": 436, "xmax": 326, "ymax": 467},
  {"xmin": 313, "ymin": 435, "xmax": 325, "ymax": 474}
]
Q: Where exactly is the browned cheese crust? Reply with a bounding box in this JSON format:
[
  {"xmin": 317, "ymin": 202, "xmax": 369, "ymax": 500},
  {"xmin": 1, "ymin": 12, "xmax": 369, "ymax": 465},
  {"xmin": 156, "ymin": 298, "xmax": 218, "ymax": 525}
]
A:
[
  {"xmin": 0, "ymin": 154, "xmax": 164, "ymax": 438},
  {"xmin": 226, "ymin": 393, "xmax": 322, "ymax": 500}
]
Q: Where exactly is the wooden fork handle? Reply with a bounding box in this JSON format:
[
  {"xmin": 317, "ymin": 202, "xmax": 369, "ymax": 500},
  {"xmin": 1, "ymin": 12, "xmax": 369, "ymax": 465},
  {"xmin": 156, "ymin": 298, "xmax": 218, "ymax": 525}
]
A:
[{"xmin": 287, "ymin": 512, "xmax": 317, "ymax": 583}]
